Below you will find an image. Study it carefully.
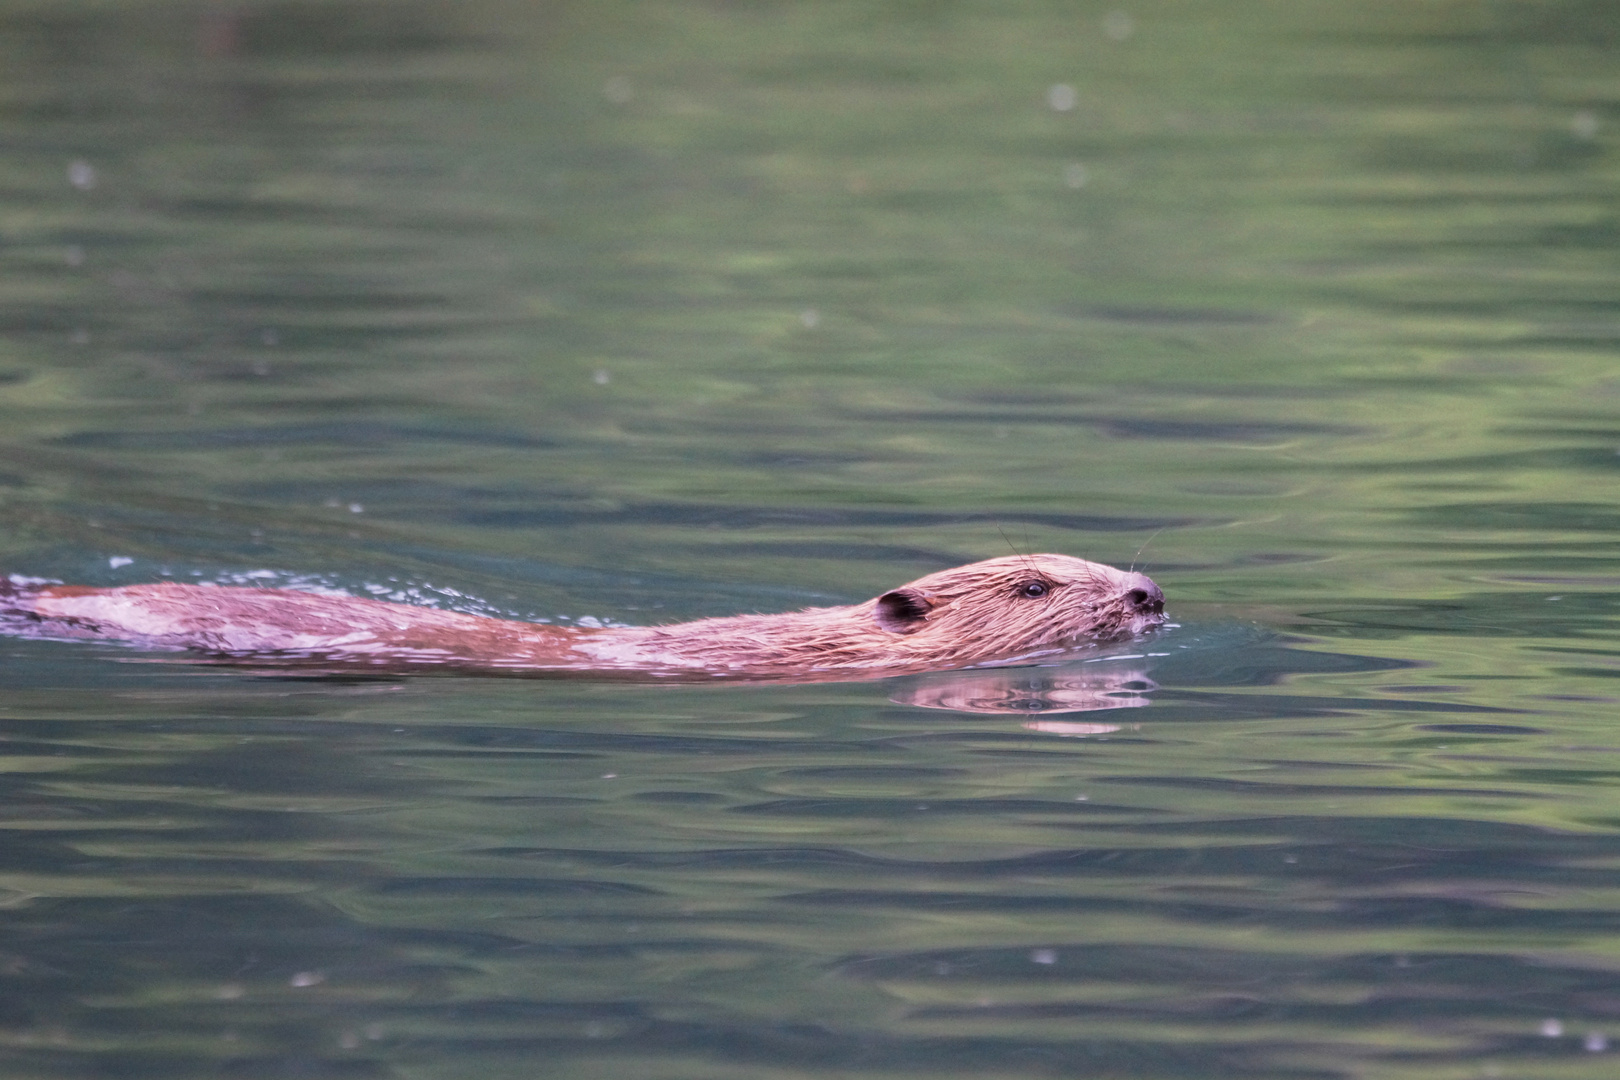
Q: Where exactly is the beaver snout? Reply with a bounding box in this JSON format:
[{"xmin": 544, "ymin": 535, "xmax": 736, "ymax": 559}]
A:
[{"xmin": 1120, "ymin": 573, "xmax": 1164, "ymax": 615}]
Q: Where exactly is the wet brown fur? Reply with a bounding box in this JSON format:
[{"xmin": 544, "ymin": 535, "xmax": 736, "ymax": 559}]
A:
[{"xmin": 2, "ymin": 554, "xmax": 1165, "ymax": 679}]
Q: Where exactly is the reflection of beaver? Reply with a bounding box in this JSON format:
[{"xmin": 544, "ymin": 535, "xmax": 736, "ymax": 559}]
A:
[
  {"xmin": 2, "ymin": 554, "xmax": 1165, "ymax": 679},
  {"xmin": 891, "ymin": 666, "xmax": 1157, "ymax": 714}
]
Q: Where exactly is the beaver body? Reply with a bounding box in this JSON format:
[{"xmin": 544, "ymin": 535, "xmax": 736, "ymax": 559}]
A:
[{"xmin": 1, "ymin": 555, "xmax": 1165, "ymax": 679}]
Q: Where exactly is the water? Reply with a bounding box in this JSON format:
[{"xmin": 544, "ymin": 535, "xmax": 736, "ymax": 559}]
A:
[{"xmin": 1, "ymin": 0, "xmax": 1618, "ymax": 1076}]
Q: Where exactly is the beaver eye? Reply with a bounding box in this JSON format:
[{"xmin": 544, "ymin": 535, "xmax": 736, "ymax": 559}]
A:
[{"xmin": 1018, "ymin": 581, "xmax": 1049, "ymax": 599}]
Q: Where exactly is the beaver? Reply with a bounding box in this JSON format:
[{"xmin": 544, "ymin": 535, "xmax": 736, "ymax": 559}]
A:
[{"xmin": 0, "ymin": 554, "xmax": 1165, "ymax": 679}]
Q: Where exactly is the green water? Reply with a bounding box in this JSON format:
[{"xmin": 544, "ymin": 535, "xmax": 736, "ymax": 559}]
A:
[{"xmin": 1, "ymin": 0, "xmax": 1618, "ymax": 1076}]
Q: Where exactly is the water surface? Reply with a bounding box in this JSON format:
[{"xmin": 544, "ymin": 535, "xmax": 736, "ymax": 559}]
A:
[{"xmin": 1, "ymin": 1, "xmax": 1618, "ymax": 1077}]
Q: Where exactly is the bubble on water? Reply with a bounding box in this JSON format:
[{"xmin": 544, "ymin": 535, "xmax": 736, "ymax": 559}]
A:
[
  {"xmin": 338, "ymin": 1031, "xmax": 361, "ymax": 1050},
  {"xmin": 1587, "ymin": 1032, "xmax": 1608, "ymax": 1052},
  {"xmin": 289, "ymin": 971, "xmax": 325, "ymax": 988},
  {"xmin": 799, "ymin": 308, "xmax": 821, "ymax": 329},
  {"xmin": 1029, "ymin": 948, "xmax": 1058, "ymax": 965},
  {"xmin": 1572, "ymin": 110, "xmax": 1599, "ymax": 140},
  {"xmin": 348, "ymin": 503, "xmax": 364, "ymax": 514},
  {"xmin": 70, "ymin": 328, "xmax": 91, "ymax": 345},
  {"xmin": 1103, "ymin": 11, "xmax": 1135, "ymax": 40},
  {"xmin": 68, "ymin": 160, "xmax": 96, "ymax": 190},
  {"xmin": 65, "ymin": 245, "xmax": 85, "ymax": 267},
  {"xmin": 1063, "ymin": 163, "xmax": 1089, "ymax": 188},
  {"xmin": 260, "ymin": 328, "xmax": 279, "ymax": 346},
  {"xmin": 108, "ymin": 556, "xmax": 133, "ymax": 569},
  {"xmin": 1047, "ymin": 83, "xmax": 1077, "ymax": 112},
  {"xmin": 593, "ymin": 369, "xmax": 611, "ymax": 385},
  {"xmin": 1542, "ymin": 1019, "xmax": 1564, "ymax": 1037},
  {"xmin": 604, "ymin": 76, "xmax": 634, "ymax": 105},
  {"xmin": 8, "ymin": 574, "xmax": 58, "ymax": 587}
]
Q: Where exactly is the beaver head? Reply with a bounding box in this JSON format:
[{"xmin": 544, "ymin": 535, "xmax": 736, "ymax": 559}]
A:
[{"xmin": 868, "ymin": 554, "xmax": 1165, "ymax": 655}]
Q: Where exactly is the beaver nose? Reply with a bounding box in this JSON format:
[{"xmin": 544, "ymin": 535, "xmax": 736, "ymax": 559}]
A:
[{"xmin": 1120, "ymin": 573, "xmax": 1164, "ymax": 614}]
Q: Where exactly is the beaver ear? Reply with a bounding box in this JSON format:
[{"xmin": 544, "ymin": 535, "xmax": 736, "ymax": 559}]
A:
[{"xmin": 874, "ymin": 588, "xmax": 935, "ymax": 634}]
